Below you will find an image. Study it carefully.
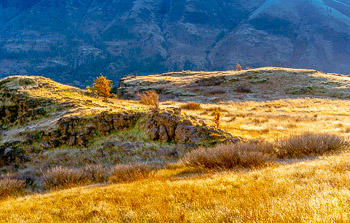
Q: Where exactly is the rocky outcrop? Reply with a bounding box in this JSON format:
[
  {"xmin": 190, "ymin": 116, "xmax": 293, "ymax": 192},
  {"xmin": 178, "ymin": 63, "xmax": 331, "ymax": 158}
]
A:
[
  {"xmin": 0, "ymin": 92, "xmax": 52, "ymax": 129},
  {"xmin": 0, "ymin": 141, "xmax": 30, "ymax": 167},
  {"xmin": 35, "ymin": 109, "xmax": 239, "ymax": 148},
  {"xmin": 143, "ymin": 110, "xmax": 240, "ymax": 144},
  {"xmin": 36, "ymin": 111, "xmax": 141, "ymax": 148}
]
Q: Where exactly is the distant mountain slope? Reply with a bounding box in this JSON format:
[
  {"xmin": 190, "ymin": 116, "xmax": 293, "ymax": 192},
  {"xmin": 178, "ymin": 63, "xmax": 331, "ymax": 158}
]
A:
[{"xmin": 0, "ymin": 0, "xmax": 349, "ymax": 87}]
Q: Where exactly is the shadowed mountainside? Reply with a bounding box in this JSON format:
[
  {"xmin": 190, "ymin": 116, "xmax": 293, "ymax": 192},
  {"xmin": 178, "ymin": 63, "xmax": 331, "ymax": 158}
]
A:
[{"xmin": 1, "ymin": 0, "xmax": 350, "ymax": 87}]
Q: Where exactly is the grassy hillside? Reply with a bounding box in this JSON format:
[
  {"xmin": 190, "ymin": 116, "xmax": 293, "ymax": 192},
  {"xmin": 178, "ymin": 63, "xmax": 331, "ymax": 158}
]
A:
[
  {"xmin": 121, "ymin": 67, "xmax": 350, "ymax": 140},
  {"xmin": 1, "ymin": 150, "xmax": 350, "ymax": 222},
  {"xmin": 1, "ymin": 67, "xmax": 350, "ymax": 222}
]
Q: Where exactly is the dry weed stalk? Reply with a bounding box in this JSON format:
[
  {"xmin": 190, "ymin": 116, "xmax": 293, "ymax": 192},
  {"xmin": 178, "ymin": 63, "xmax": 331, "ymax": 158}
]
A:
[{"xmin": 136, "ymin": 90, "xmax": 159, "ymax": 110}]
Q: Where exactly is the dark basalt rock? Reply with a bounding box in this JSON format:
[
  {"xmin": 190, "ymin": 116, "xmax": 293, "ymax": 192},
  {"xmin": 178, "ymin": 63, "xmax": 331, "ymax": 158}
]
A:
[{"xmin": 0, "ymin": 141, "xmax": 30, "ymax": 167}]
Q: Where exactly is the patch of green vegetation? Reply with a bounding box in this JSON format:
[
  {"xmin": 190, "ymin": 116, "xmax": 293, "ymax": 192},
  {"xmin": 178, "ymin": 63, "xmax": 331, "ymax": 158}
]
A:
[
  {"xmin": 94, "ymin": 129, "xmax": 101, "ymax": 137},
  {"xmin": 246, "ymin": 75, "xmax": 260, "ymax": 80},
  {"xmin": 19, "ymin": 79, "xmax": 35, "ymax": 86},
  {"xmin": 286, "ymin": 86, "xmax": 314, "ymax": 95},
  {"xmin": 34, "ymin": 131, "xmax": 42, "ymax": 143},
  {"xmin": 0, "ymin": 78, "xmax": 12, "ymax": 88},
  {"xmin": 286, "ymin": 86, "xmax": 328, "ymax": 95},
  {"xmin": 250, "ymin": 78, "xmax": 269, "ymax": 84},
  {"xmin": 113, "ymin": 127, "xmax": 150, "ymax": 142},
  {"xmin": 2, "ymin": 118, "xmax": 7, "ymax": 128}
]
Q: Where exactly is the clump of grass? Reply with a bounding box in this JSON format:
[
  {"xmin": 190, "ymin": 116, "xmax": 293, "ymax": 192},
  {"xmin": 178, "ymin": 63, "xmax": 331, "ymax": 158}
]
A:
[
  {"xmin": 276, "ymin": 133, "xmax": 348, "ymax": 158},
  {"xmin": 81, "ymin": 164, "xmax": 109, "ymax": 183},
  {"xmin": 43, "ymin": 165, "xmax": 111, "ymax": 189},
  {"xmin": 180, "ymin": 102, "xmax": 202, "ymax": 110},
  {"xmin": 108, "ymin": 163, "xmax": 155, "ymax": 183},
  {"xmin": 181, "ymin": 143, "xmax": 275, "ymax": 169},
  {"xmin": 204, "ymin": 89, "xmax": 226, "ymax": 96},
  {"xmin": 235, "ymin": 85, "xmax": 252, "ymax": 93},
  {"xmin": 181, "ymin": 133, "xmax": 349, "ymax": 169},
  {"xmin": 136, "ymin": 90, "xmax": 159, "ymax": 110},
  {"xmin": 43, "ymin": 166, "xmax": 86, "ymax": 190},
  {"xmin": 0, "ymin": 178, "xmax": 25, "ymax": 200}
]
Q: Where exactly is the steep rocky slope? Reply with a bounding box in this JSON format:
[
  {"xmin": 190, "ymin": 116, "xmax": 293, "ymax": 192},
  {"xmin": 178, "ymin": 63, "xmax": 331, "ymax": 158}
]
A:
[{"xmin": 1, "ymin": 0, "xmax": 350, "ymax": 87}]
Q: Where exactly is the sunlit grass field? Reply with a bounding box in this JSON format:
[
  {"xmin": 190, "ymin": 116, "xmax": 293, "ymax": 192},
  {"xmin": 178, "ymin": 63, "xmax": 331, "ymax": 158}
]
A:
[{"xmin": 1, "ymin": 149, "xmax": 350, "ymax": 222}]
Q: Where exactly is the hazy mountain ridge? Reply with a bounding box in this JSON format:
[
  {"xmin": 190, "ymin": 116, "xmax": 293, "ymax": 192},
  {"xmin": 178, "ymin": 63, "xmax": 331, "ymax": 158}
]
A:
[{"xmin": 0, "ymin": 0, "xmax": 349, "ymax": 87}]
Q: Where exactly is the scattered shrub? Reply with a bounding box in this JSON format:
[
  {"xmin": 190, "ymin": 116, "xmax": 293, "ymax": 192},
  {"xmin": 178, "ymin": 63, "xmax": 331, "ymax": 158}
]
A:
[
  {"xmin": 181, "ymin": 143, "xmax": 274, "ymax": 169},
  {"xmin": 181, "ymin": 102, "xmax": 202, "ymax": 110},
  {"xmin": 236, "ymin": 63, "xmax": 242, "ymax": 71},
  {"xmin": 108, "ymin": 163, "xmax": 155, "ymax": 183},
  {"xmin": 0, "ymin": 178, "xmax": 25, "ymax": 200},
  {"xmin": 276, "ymin": 133, "xmax": 348, "ymax": 158},
  {"xmin": 235, "ymin": 85, "xmax": 252, "ymax": 93},
  {"xmin": 181, "ymin": 133, "xmax": 349, "ymax": 170},
  {"xmin": 204, "ymin": 89, "xmax": 226, "ymax": 96},
  {"xmin": 43, "ymin": 166, "xmax": 86, "ymax": 189},
  {"xmin": 93, "ymin": 74, "xmax": 113, "ymax": 101},
  {"xmin": 81, "ymin": 164, "xmax": 109, "ymax": 183},
  {"xmin": 136, "ymin": 90, "xmax": 159, "ymax": 110}
]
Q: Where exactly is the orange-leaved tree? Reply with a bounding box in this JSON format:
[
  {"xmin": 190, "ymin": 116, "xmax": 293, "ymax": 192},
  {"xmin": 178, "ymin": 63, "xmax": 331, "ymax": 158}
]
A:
[{"xmin": 93, "ymin": 74, "xmax": 113, "ymax": 101}]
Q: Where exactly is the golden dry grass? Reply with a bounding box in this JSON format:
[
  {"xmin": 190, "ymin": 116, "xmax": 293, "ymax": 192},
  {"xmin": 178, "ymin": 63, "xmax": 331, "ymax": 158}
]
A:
[
  {"xmin": 1, "ymin": 150, "xmax": 350, "ymax": 222},
  {"xmin": 2, "ymin": 69, "xmax": 350, "ymax": 222},
  {"xmin": 167, "ymin": 98, "xmax": 350, "ymax": 141}
]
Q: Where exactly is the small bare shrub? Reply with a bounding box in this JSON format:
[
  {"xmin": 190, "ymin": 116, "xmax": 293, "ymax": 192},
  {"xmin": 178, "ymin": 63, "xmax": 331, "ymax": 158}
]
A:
[
  {"xmin": 181, "ymin": 143, "xmax": 275, "ymax": 169},
  {"xmin": 181, "ymin": 102, "xmax": 202, "ymax": 110},
  {"xmin": 43, "ymin": 166, "xmax": 86, "ymax": 189},
  {"xmin": 82, "ymin": 164, "xmax": 109, "ymax": 183},
  {"xmin": 108, "ymin": 163, "xmax": 155, "ymax": 183},
  {"xmin": 276, "ymin": 133, "xmax": 348, "ymax": 158},
  {"xmin": 235, "ymin": 86, "xmax": 252, "ymax": 93},
  {"xmin": 204, "ymin": 89, "xmax": 226, "ymax": 96},
  {"xmin": 0, "ymin": 178, "xmax": 25, "ymax": 199},
  {"xmin": 236, "ymin": 63, "xmax": 242, "ymax": 71},
  {"xmin": 136, "ymin": 90, "xmax": 159, "ymax": 110}
]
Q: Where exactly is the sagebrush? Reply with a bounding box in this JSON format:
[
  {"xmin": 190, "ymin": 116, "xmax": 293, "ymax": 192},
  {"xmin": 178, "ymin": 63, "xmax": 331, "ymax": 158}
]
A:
[
  {"xmin": 0, "ymin": 178, "xmax": 25, "ymax": 200},
  {"xmin": 136, "ymin": 90, "xmax": 159, "ymax": 110},
  {"xmin": 109, "ymin": 163, "xmax": 155, "ymax": 183}
]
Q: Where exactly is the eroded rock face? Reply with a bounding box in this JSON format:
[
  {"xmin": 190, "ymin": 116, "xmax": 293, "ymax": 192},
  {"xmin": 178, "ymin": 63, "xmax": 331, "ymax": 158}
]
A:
[
  {"xmin": 0, "ymin": 141, "xmax": 30, "ymax": 167},
  {"xmin": 142, "ymin": 110, "xmax": 240, "ymax": 144},
  {"xmin": 0, "ymin": 93, "xmax": 50, "ymax": 129},
  {"xmin": 35, "ymin": 109, "xmax": 239, "ymax": 148},
  {"xmin": 38, "ymin": 111, "xmax": 142, "ymax": 147}
]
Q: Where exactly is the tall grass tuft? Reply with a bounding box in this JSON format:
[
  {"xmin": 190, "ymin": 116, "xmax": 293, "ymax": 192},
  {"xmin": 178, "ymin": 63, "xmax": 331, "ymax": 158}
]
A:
[
  {"xmin": 43, "ymin": 166, "xmax": 86, "ymax": 189},
  {"xmin": 276, "ymin": 133, "xmax": 348, "ymax": 158},
  {"xmin": 108, "ymin": 163, "xmax": 155, "ymax": 183},
  {"xmin": 0, "ymin": 178, "xmax": 25, "ymax": 200},
  {"xmin": 181, "ymin": 133, "xmax": 349, "ymax": 169},
  {"xmin": 180, "ymin": 102, "xmax": 202, "ymax": 110},
  {"xmin": 136, "ymin": 90, "xmax": 159, "ymax": 110},
  {"xmin": 181, "ymin": 142, "xmax": 275, "ymax": 169}
]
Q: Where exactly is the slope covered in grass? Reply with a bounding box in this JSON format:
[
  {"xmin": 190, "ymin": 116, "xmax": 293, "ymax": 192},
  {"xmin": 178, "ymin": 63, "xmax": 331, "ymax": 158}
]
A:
[{"xmin": 1, "ymin": 150, "xmax": 350, "ymax": 222}]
